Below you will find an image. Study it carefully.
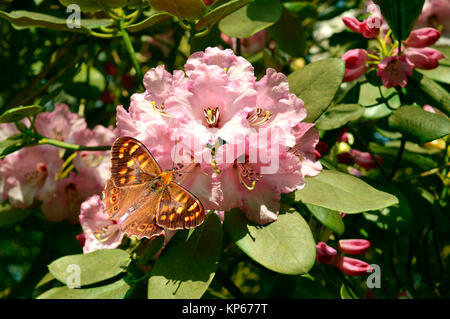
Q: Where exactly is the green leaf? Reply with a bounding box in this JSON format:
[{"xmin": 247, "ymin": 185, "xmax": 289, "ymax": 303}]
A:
[
  {"xmin": 218, "ymin": 0, "xmax": 282, "ymax": 38},
  {"xmin": 0, "ymin": 105, "xmax": 42, "ymax": 123},
  {"xmin": 195, "ymin": 0, "xmax": 253, "ymax": 31},
  {"xmin": 409, "ymin": 70, "xmax": 450, "ymax": 117},
  {"xmin": 359, "ymin": 83, "xmax": 399, "ymax": 119},
  {"xmin": 48, "ymin": 249, "xmax": 131, "ymax": 286},
  {"xmin": 373, "ymin": 0, "xmax": 425, "ymax": 41},
  {"xmin": 291, "ymin": 275, "xmax": 335, "ymax": 298},
  {"xmin": 369, "ymin": 142, "xmax": 437, "ymax": 170},
  {"xmin": 148, "ymin": 0, "xmax": 206, "ymax": 21},
  {"xmin": 315, "ymin": 103, "xmax": 364, "ymax": 130},
  {"xmin": 148, "ymin": 213, "xmax": 222, "ymax": 299},
  {"xmin": 0, "ymin": 10, "xmax": 113, "ymax": 32},
  {"xmin": 388, "ymin": 105, "xmax": 450, "ymax": 143},
  {"xmin": 224, "ymin": 205, "xmax": 316, "ymax": 275},
  {"xmin": 363, "ymin": 183, "xmax": 413, "ymax": 235},
  {"xmin": 291, "ymin": 170, "xmax": 399, "ymax": 213},
  {"xmin": 125, "ymin": 12, "xmax": 171, "ymax": 32},
  {"xmin": 288, "ymin": 58, "xmax": 345, "ymax": 122},
  {"xmin": 59, "ymin": 0, "xmax": 127, "ymax": 12},
  {"xmin": 306, "ymin": 204, "xmax": 345, "ymax": 235},
  {"xmin": 283, "ymin": 2, "xmax": 318, "ymax": 20},
  {"xmin": 136, "ymin": 235, "xmax": 165, "ymax": 265},
  {"xmin": 340, "ymin": 283, "xmax": 358, "ymax": 299},
  {"xmin": 36, "ymin": 278, "xmax": 131, "ymax": 299},
  {"xmin": 267, "ymin": 6, "xmax": 306, "ymax": 57},
  {"xmin": 0, "ymin": 134, "xmax": 29, "ymax": 159},
  {"xmin": 0, "ymin": 204, "xmax": 33, "ymax": 227}
]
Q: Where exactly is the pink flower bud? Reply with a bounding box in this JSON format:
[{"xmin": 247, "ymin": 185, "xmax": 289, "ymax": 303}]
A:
[
  {"xmin": 377, "ymin": 55, "xmax": 414, "ymax": 88},
  {"xmin": 337, "ymin": 152, "xmax": 353, "ymax": 165},
  {"xmin": 335, "ymin": 256, "xmax": 374, "ymax": 276},
  {"xmin": 359, "ymin": 17, "xmax": 380, "ymax": 38},
  {"xmin": 342, "ymin": 16, "xmax": 379, "ymax": 38},
  {"xmin": 337, "ymin": 128, "xmax": 349, "ymax": 142},
  {"xmin": 316, "ymin": 242, "xmax": 338, "ymax": 264},
  {"xmin": 76, "ymin": 233, "xmax": 86, "ymax": 247},
  {"xmin": 343, "ymin": 17, "xmax": 363, "ymax": 33},
  {"xmin": 349, "ymin": 149, "xmax": 383, "ymax": 170},
  {"xmin": 315, "ymin": 141, "xmax": 329, "ymax": 156},
  {"xmin": 342, "ymin": 49, "xmax": 369, "ymax": 82},
  {"xmin": 338, "ymin": 239, "xmax": 371, "ymax": 255},
  {"xmin": 404, "ymin": 27, "xmax": 441, "ymax": 48},
  {"xmin": 405, "ymin": 47, "xmax": 444, "ymax": 70}
]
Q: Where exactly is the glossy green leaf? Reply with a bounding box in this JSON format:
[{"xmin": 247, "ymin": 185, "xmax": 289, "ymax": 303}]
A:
[
  {"xmin": 292, "ymin": 170, "xmax": 399, "ymax": 213},
  {"xmin": 363, "ymin": 183, "xmax": 413, "ymax": 235},
  {"xmin": 288, "ymin": 58, "xmax": 345, "ymax": 122},
  {"xmin": 218, "ymin": 0, "xmax": 282, "ymax": 38},
  {"xmin": 0, "ymin": 204, "xmax": 33, "ymax": 227},
  {"xmin": 315, "ymin": 103, "xmax": 364, "ymax": 130},
  {"xmin": 224, "ymin": 205, "xmax": 316, "ymax": 275},
  {"xmin": 388, "ymin": 105, "xmax": 450, "ymax": 143},
  {"xmin": 409, "ymin": 70, "xmax": 450, "ymax": 117},
  {"xmin": 148, "ymin": 213, "xmax": 222, "ymax": 299},
  {"xmin": 195, "ymin": 0, "xmax": 253, "ymax": 31},
  {"xmin": 48, "ymin": 249, "xmax": 131, "ymax": 286},
  {"xmin": 36, "ymin": 278, "xmax": 131, "ymax": 299},
  {"xmin": 306, "ymin": 204, "xmax": 345, "ymax": 235},
  {"xmin": 59, "ymin": 0, "xmax": 127, "ymax": 12},
  {"xmin": 0, "ymin": 105, "xmax": 42, "ymax": 123},
  {"xmin": 0, "ymin": 10, "xmax": 113, "ymax": 32},
  {"xmin": 267, "ymin": 7, "xmax": 306, "ymax": 57},
  {"xmin": 126, "ymin": 12, "xmax": 171, "ymax": 32},
  {"xmin": 148, "ymin": 0, "xmax": 206, "ymax": 21},
  {"xmin": 373, "ymin": 0, "xmax": 425, "ymax": 41}
]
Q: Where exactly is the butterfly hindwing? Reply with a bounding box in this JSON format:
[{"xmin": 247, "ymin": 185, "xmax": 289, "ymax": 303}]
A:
[
  {"xmin": 111, "ymin": 137, "xmax": 162, "ymax": 187},
  {"xmin": 156, "ymin": 182, "xmax": 205, "ymax": 230}
]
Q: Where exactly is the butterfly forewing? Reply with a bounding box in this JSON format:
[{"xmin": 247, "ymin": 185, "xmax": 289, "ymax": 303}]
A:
[
  {"xmin": 111, "ymin": 137, "xmax": 161, "ymax": 187},
  {"xmin": 103, "ymin": 136, "xmax": 205, "ymax": 240},
  {"xmin": 156, "ymin": 182, "xmax": 205, "ymax": 230}
]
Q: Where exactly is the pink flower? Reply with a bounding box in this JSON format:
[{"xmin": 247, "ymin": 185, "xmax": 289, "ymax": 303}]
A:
[
  {"xmin": 0, "ymin": 104, "xmax": 117, "ymax": 223},
  {"xmin": 415, "ymin": 0, "xmax": 450, "ymax": 36},
  {"xmin": 78, "ymin": 195, "xmax": 124, "ymax": 253},
  {"xmin": 338, "ymin": 239, "xmax": 371, "ymax": 255},
  {"xmin": 0, "ymin": 145, "xmax": 62, "ymax": 209},
  {"xmin": 342, "ymin": 16, "xmax": 380, "ymax": 39},
  {"xmin": 405, "ymin": 47, "xmax": 444, "ymax": 70},
  {"xmin": 349, "ymin": 149, "xmax": 383, "ymax": 170},
  {"xmin": 335, "ymin": 256, "xmax": 374, "ymax": 276},
  {"xmin": 116, "ymin": 47, "xmax": 321, "ymax": 225},
  {"xmin": 204, "ymin": 0, "xmax": 215, "ymax": 5},
  {"xmin": 316, "ymin": 242, "xmax": 337, "ymax": 264},
  {"xmin": 376, "ymin": 55, "xmax": 414, "ymax": 88},
  {"xmin": 221, "ymin": 30, "xmax": 266, "ymax": 55},
  {"xmin": 342, "ymin": 49, "xmax": 369, "ymax": 82},
  {"xmin": 404, "ymin": 27, "xmax": 441, "ymax": 48}
]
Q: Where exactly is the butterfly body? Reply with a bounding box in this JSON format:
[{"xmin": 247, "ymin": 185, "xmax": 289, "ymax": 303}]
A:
[{"xmin": 102, "ymin": 137, "xmax": 205, "ymax": 240}]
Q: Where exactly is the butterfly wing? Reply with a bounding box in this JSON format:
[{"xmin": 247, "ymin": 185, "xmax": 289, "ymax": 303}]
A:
[
  {"xmin": 156, "ymin": 182, "xmax": 205, "ymax": 230},
  {"xmin": 103, "ymin": 179, "xmax": 164, "ymax": 239},
  {"xmin": 110, "ymin": 136, "xmax": 162, "ymax": 187}
]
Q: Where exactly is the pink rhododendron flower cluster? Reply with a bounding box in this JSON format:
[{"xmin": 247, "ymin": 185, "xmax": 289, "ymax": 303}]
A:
[
  {"xmin": 116, "ymin": 47, "xmax": 322, "ymax": 225},
  {"xmin": 341, "ymin": 5, "xmax": 444, "ymax": 88},
  {"xmin": 0, "ymin": 104, "xmax": 118, "ymax": 223},
  {"xmin": 316, "ymin": 239, "xmax": 373, "ymax": 276}
]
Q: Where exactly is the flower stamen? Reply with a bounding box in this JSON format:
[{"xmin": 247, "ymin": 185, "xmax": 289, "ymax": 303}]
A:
[
  {"xmin": 152, "ymin": 101, "xmax": 171, "ymax": 117},
  {"xmin": 204, "ymin": 107, "xmax": 220, "ymax": 127},
  {"xmin": 237, "ymin": 163, "xmax": 261, "ymax": 191},
  {"xmin": 247, "ymin": 108, "xmax": 272, "ymax": 126}
]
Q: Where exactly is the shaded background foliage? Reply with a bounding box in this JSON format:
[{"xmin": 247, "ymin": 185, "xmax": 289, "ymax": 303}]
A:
[{"xmin": 0, "ymin": 0, "xmax": 449, "ymax": 299}]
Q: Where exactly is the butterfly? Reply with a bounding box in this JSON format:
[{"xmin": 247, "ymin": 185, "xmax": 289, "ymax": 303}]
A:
[{"xmin": 102, "ymin": 136, "xmax": 205, "ymax": 240}]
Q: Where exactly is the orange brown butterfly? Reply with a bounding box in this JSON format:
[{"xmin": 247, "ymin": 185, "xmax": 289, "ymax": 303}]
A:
[{"xmin": 102, "ymin": 136, "xmax": 205, "ymax": 240}]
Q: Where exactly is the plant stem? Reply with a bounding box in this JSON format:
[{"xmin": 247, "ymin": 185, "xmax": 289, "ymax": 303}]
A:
[
  {"xmin": 389, "ymin": 138, "xmax": 406, "ymax": 180},
  {"xmin": 119, "ymin": 19, "xmax": 143, "ymax": 82},
  {"xmin": 38, "ymin": 138, "xmax": 111, "ymax": 151}
]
